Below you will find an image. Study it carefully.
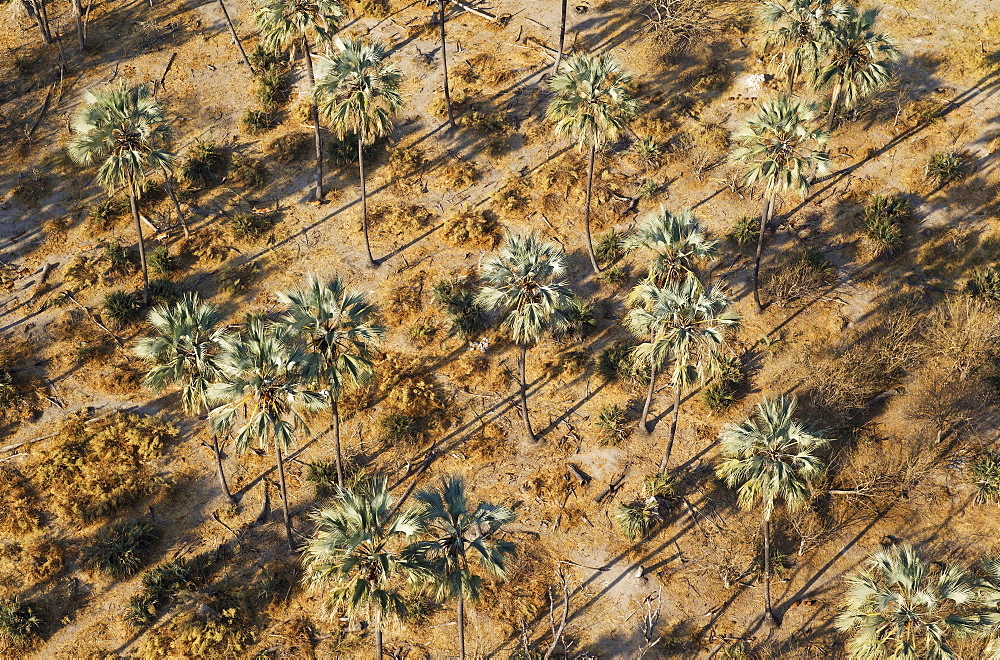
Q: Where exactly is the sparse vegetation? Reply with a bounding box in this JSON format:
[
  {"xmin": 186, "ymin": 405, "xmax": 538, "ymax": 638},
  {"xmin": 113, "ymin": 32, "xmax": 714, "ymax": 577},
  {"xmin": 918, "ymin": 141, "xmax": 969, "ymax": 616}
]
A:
[
  {"xmin": 82, "ymin": 519, "xmax": 160, "ymax": 578},
  {"xmin": 926, "ymin": 151, "xmax": 970, "ymax": 187}
]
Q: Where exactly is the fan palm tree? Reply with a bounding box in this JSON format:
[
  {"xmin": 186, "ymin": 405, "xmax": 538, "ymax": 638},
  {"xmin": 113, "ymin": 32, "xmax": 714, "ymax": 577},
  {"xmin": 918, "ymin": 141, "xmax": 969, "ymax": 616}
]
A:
[
  {"xmin": 625, "ymin": 274, "xmax": 738, "ymax": 467},
  {"xmin": 625, "ymin": 208, "xmax": 717, "ymax": 286},
  {"xmin": 836, "ymin": 544, "xmax": 1000, "ymax": 658},
  {"xmin": 814, "ymin": 5, "xmax": 899, "ymax": 132},
  {"xmin": 716, "ymin": 396, "xmax": 827, "ymax": 626},
  {"xmin": 759, "ymin": 0, "xmax": 846, "ymax": 94},
  {"xmin": 730, "ymin": 96, "xmax": 829, "ymax": 311},
  {"xmin": 414, "ymin": 477, "xmax": 516, "ymax": 660},
  {"xmin": 255, "ymin": 0, "xmax": 344, "ymax": 202},
  {"xmin": 135, "ymin": 293, "xmax": 235, "ymax": 502},
  {"xmin": 437, "ymin": 0, "xmax": 455, "ymax": 128},
  {"xmin": 476, "ymin": 233, "xmax": 574, "ymax": 442},
  {"xmin": 303, "ymin": 478, "xmax": 427, "ymax": 659},
  {"xmin": 277, "ymin": 275, "xmax": 384, "ymax": 489},
  {"xmin": 68, "ymin": 82, "xmax": 173, "ymax": 305},
  {"xmin": 209, "ymin": 317, "xmax": 325, "ymax": 550},
  {"xmin": 547, "ymin": 53, "xmax": 638, "ymax": 274},
  {"xmin": 314, "ymin": 38, "xmax": 403, "ymax": 268}
]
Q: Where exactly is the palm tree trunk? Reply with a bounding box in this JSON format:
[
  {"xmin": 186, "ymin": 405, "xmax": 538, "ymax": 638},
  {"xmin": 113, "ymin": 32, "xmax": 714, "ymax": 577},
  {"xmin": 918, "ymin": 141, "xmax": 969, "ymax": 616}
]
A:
[
  {"xmin": 212, "ymin": 434, "xmax": 236, "ymax": 503},
  {"xmin": 584, "ymin": 142, "xmax": 600, "ymax": 274},
  {"xmin": 359, "ymin": 133, "xmax": 377, "ymax": 268},
  {"xmin": 457, "ymin": 592, "xmax": 466, "ymax": 660},
  {"xmin": 552, "ymin": 0, "xmax": 568, "ymax": 77},
  {"xmin": 302, "ymin": 37, "xmax": 324, "ymax": 202},
  {"xmin": 24, "ymin": 0, "xmax": 53, "ymax": 44},
  {"xmin": 217, "ymin": 0, "xmax": 254, "ymax": 74},
  {"xmin": 72, "ymin": 0, "xmax": 85, "ymax": 49},
  {"xmin": 165, "ymin": 173, "xmax": 189, "ymax": 239},
  {"xmin": 639, "ymin": 363, "xmax": 657, "ymax": 434},
  {"xmin": 518, "ymin": 344, "xmax": 535, "ymax": 441},
  {"xmin": 375, "ymin": 626, "xmax": 383, "ymax": 659},
  {"xmin": 332, "ymin": 397, "xmax": 344, "ymax": 488},
  {"xmin": 273, "ymin": 438, "xmax": 294, "ymax": 551},
  {"xmin": 129, "ymin": 178, "xmax": 150, "ymax": 305},
  {"xmin": 786, "ymin": 58, "xmax": 797, "ymax": 95},
  {"xmin": 752, "ymin": 190, "xmax": 776, "ymax": 312},
  {"xmin": 763, "ymin": 514, "xmax": 780, "ymax": 626},
  {"xmin": 439, "ymin": 0, "xmax": 455, "ymax": 129},
  {"xmin": 659, "ymin": 385, "xmax": 681, "ymax": 471},
  {"xmin": 826, "ymin": 78, "xmax": 842, "ymax": 133}
]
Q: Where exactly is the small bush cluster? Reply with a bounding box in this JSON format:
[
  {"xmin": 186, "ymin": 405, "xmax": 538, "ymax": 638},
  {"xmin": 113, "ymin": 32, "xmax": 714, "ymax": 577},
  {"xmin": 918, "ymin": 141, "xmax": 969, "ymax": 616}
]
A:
[
  {"xmin": 102, "ymin": 290, "xmax": 140, "ymax": 328},
  {"xmin": 614, "ymin": 472, "xmax": 678, "ymax": 541},
  {"xmin": 268, "ymin": 133, "xmax": 312, "ymax": 164},
  {"xmin": 971, "ymin": 452, "xmax": 1000, "ymax": 503},
  {"xmin": 218, "ymin": 260, "xmax": 264, "ymax": 294},
  {"xmin": 596, "ymin": 227, "xmax": 628, "ymax": 263},
  {"xmin": 553, "ymin": 297, "xmax": 596, "ymax": 341},
  {"xmin": 926, "ymin": 151, "xmax": 970, "ymax": 187},
  {"xmin": 431, "ymin": 274, "xmax": 489, "ymax": 339},
  {"xmin": 442, "ymin": 205, "xmax": 498, "ymax": 247},
  {"xmin": 0, "ymin": 466, "xmax": 44, "ymax": 537},
  {"xmin": 181, "ymin": 141, "xmax": 228, "ymax": 189},
  {"xmin": 967, "ymin": 265, "xmax": 1000, "ymax": 303},
  {"xmin": 701, "ymin": 355, "xmax": 745, "ymax": 413},
  {"xmin": 0, "ymin": 599, "xmax": 42, "ymax": 651},
  {"xmin": 87, "ymin": 197, "xmax": 129, "ymax": 231},
  {"xmin": 862, "ymin": 194, "xmax": 909, "ymax": 258},
  {"xmin": 147, "ymin": 246, "xmax": 174, "ymax": 277},
  {"xmin": 126, "ymin": 558, "xmax": 199, "ymax": 627},
  {"xmin": 762, "ymin": 250, "xmax": 837, "ymax": 307},
  {"xmin": 230, "ymin": 211, "xmax": 277, "ymax": 241},
  {"xmin": 306, "ymin": 460, "xmax": 340, "ymax": 499},
  {"xmin": 82, "ymin": 519, "xmax": 160, "ymax": 578},
  {"xmin": 598, "ymin": 341, "xmax": 647, "ymax": 384},
  {"xmin": 230, "ymin": 154, "xmax": 267, "ymax": 188},
  {"xmin": 379, "ymin": 412, "xmax": 419, "ymax": 445},
  {"xmin": 103, "ymin": 241, "xmax": 135, "ymax": 275},
  {"xmin": 596, "ymin": 403, "xmax": 630, "ymax": 446},
  {"xmin": 729, "ymin": 216, "xmax": 759, "ymax": 249}
]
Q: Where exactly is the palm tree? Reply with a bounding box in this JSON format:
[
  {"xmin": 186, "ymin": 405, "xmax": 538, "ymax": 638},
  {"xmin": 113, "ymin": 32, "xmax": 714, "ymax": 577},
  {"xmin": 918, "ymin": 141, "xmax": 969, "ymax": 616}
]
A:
[
  {"xmin": 209, "ymin": 317, "xmax": 325, "ymax": 550},
  {"xmin": 437, "ymin": 0, "xmax": 455, "ymax": 129},
  {"xmin": 68, "ymin": 82, "xmax": 173, "ymax": 305},
  {"xmin": 552, "ymin": 0, "xmax": 568, "ymax": 77},
  {"xmin": 814, "ymin": 5, "xmax": 899, "ymax": 132},
  {"xmin": 476, "ymin": 233, "xmax": 574, "ymax": 442},
  {"xmin": 716, "ymin": 396, "xmax": 827, "ymax": 626},
  {"xmin": 303, "ymin": 478, "xmax": 427, "ymax": 659},
  {"xmin": 135, "ymin": 293, "xmax": 236, "ymax": 502},
  {"xmin": 837, "ymin": 544, "xmax": 1000, "ymax": 658},
  {"xmin": 277, "ymin": 275, "xmax": 384, "ymax": 490},
  {"xmin": 625, "ymin": 274, "xmax": 738, "ymax": 467},
  {"xmin": 255, "ymin": 0, "xmax": 344, "ymax": 202},
  {"xmin": 314, "ymin": 38, "xmax": 403, "ymax": 268},
  {"xmin": 625, "ymin": 208, "xmax": 717, "ymax": 286},
  {"xmin": 759, "ymin": 0, "xmax": 845, "ymax": 94},
  {"xmin": 547, "ymin": 53, "xmax": 638, "ymax": 274},
  {"xmin": 730, "ymin": 96, "xmax": 829, "ymax": 311},
  {"xmin": 415, "ymin": 477, "xmax": 516, "ymax": 660}
]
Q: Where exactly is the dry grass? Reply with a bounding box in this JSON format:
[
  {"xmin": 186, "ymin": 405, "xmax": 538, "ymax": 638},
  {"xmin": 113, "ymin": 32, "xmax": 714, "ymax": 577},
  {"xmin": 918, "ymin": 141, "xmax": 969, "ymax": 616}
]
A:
[{"xmin": 442, "ymin": 205, "xmax": 499, "ymax": 248}]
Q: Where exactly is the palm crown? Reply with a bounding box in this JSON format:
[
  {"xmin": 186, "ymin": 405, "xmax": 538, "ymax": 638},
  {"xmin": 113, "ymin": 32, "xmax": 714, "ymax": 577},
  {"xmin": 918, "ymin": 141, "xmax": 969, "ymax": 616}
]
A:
[
  {"xmin": 731, "ymin": 96, "xmax": 830, "ymax": 196},
  {"xmin": 135, "ymin": 293, "xmax": 229, "ymax": 415},
  {"xmin": 255, "ymin": 0, "xmax": 343, "ymax": 54},
  {"xmin": 547, "ymin": 52, "xmax": 638, "ymax": 148},
  {"xmin": 836, "ymin": 544, "xmax": 1000, "ymax": 659},
  {"xmin": 760, "ymin": 0, "xmax": 847, "ymax": 92},
  {"xmin": 626, "ymin": 208, "xmax": 717, "ymax": 285},
  {"xmin": 303, "ymin": 478, "xmax": 427, "ymax": 625},
  {"xmin": 476, "ymin": 233, "xmax": 574, "ymax": 346},
  {"xmin": 716, "ymin": 396, "xmax": 827, "ymax": 520},
  {"xmin": 68, "ymin": 82, "xmax": 173, "ymax": 194},
  {"xmin": 314, "ymin": 37, "xmax": 404, "ymax": 144}
]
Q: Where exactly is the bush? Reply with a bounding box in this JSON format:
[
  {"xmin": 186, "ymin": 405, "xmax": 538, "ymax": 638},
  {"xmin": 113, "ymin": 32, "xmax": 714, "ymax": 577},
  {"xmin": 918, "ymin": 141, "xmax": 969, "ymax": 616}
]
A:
[
  {"xmin": 0, "ymin": 466, "xmax": 43, "ymax": 537},
  {"xmin": 971, "ymin": 452, "xmax": 1000, "ymax": 503},
  {"xmin": 218, "ymin": 261, "xmax": 263, "ymax": 294},
  {"xmin": 379, "ymin": 413, "xmax": 418, "ymax": 444},
  {"xmin": 82, "ymin": 519, "xmax": 160, "ymax": 578},
  {"xmin": 729, "ymin": 216, "xmax": 759, "ymax": 249},
  {"xmin": 701, "ymin": 356, "xmax": 744, "ymax": 412},
  {"xmin": 862, "ymin": 194, "xmax": 909, "ymax": 258},
  {"xmin": 230, "ymin": 154, "xmax": 267, "ymax": 188},
  {"xmin": 87, "ymin": 197, "xmax": 129, "ymax": 231},
  {"xmin": 595, "ymin": 228, "xmax": 627, "ymax": 263},
  {"xmin": 387, "ymin": 146, "xmax": 427, "ymax": 179},
  {"xmin": 596, "ymin": 403, "xmax": 630, "ymax": 446},
  {"xmin": 268, "ymin": 133, "xmax": 312, "ymax": 164},
  {"xmin": 926, "ymin": 151, "xmax": 970, "ymax": 187},
  {"xmin": 103, "ymin": 290, "xmax": 139, "ymax": 328},
  {"xmin": 182, "ymin": 141, "xmax": 227, "ymax": 188},
  {"xmin": 553, "ymin": 297, "xmax": 596, "ymax": 341},
  {"xmin": 307, "ymin": 460, "xmax": 340, "ymax": 499},
  {"xmin": 431, "ymin": 275, "xmax": 488, "ymax": 339},
  {"xmin": 597, "ymin": 341, "xmax": 646, "ymax": 384},
  {"xmin": 967, "ymin": 266, "xmax": 1000, "ymax": 303},
  {"xmin": 126, "ymin": 558, "xmax": 197, "ymax": 628},
  {"xmin": 149, "ymin": 278, "xmax": 181, "ymax": 305},
  {"xmin": 104, "ymin": 241, "xmax": 135, "ymax": 275},
  {"xmin": 256, "ymin": 69, "xmax": 290, "ymax": 110},
  {"xmin": 762, "ymin": 250, "xmax": 837, "ymax": 307},
  {"xmin": 442, "ymin": 205, "xmax": 498, "ymax": 247},
  {"xmin": 230, "ymin": 211, "xmax": 276, "ymax": 241},
  {"xmin": 633, "ymin": 135, "xmax": 663, "ymax": 167},
  {"xmin": 0, "ymin": 599, "xmax": 42, "ymax": 650},
  {"xmin": 242, "ymin": 109, "xmax": 275, "ymax": 134},
  {"xmin": 147, "ymin": 246, "xmax": 174, "ymax": 277}
]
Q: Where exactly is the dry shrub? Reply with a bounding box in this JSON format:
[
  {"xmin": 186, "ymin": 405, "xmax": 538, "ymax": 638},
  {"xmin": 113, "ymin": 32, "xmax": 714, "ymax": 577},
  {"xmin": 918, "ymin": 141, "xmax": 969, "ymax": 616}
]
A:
[
  {"xmin": 461, "ymin": 422, "xmax": 511, "ymax": 460},
  {"xmin": 0, "ymin": 467, "xmax": 43, "ymax": 538},
  {"xmin": 63, "ymin": 255, "xmax": 101, "ymax": 290},
  {"xmin": 34, "ymin": 412, "xmax": 177, "ymax": 522},
  {"xmin": 441, "ymin": 351, "xmax": 508, "ymax": 394},
  {"xmin": 435, "ymin": 160, "xmax": 478, "ymax": 190},
  {"xmin": 831, "ymin": 427, "xmax": 937, "ymax": 503},
  {"xmin": 491, "ymin": 178, "xmax": 530, "ymax": 216},
  {"xmin": 267, "ymin": 618, "xmax": 316, "ymax": 659},
  {"xmin": 267, "ymin": 133, "xmax": 312, "ymax": 164},
  {"xmin": 19, "ymin": 537, "xmax": 68, "ymax": 585},
  {"xmin": 369, "ymin": 203, "xmax": 435, "ymax": 236},
  {"xmin": 761, "ymin": 250, "xmax": 837, "ymax": 308},
  {"xmin": 922, "ymin": 297, "xmax": 1000, "ymax": 382},
  {"xmin": 442, "ymin": 205, "xmax": 498, "ymax": 248},
  {"xmin": 136, "ymin": 608, "xmax": 255, "ymax": 660},
  {"xmin": 387, "ymin": 145, "xmax": 426, "ymax": 180},
  {"xmin": 456, "ymin": 52, "xmax": 515, "ymax": 87},
  {"xmin": 177, "ymin": 231, "xmax": 232, "ymax": 264},
  {"xmin": 379, "ymin": 272, "xmax": 425, "ymax": 325},
  {"xmin": 479, "ymin": 542, "xmax": 554, "ymax": 635}
]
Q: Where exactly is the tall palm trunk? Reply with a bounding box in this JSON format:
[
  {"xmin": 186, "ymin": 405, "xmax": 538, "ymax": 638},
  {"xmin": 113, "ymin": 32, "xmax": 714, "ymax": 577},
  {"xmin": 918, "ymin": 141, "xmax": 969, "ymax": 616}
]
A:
[
  {"xmin": 825, "ymin": 78, "xmax": 843, "ymax": 133},
  {"xmin": 217, "ymin": 0, "xmax": 254, "ymax": 74},
  {"xmin": 583, "ymin": 143, "xmax": 600, "ymax": 274},
  {"xmin": 752, "ymin": 190, "xmax": 776, "ymax": 312},
  {"xmin": 273, "ymin": 438, "xmax": 294, "ymax": 551},
  {"xmin": 331, "ymin": 397, "xmax": 344, "ymax": 488},
  {"xmin": 763, "ymin": 515, "xmax": 780, "ymax": 626},
  {"xmin": 23, "ymin": 0, "xmax": 53, "ymax": 44},
  {"xmin": 518, "ymin": 344, "xmax": 535, "ymax": 441},
  {"xmin": 72, "ymin": 0, "xmax": 85, "ymax": 49},
  {"xmin": 659, "ymin": 385, "xmax": 681, "ymax": 471},
  {"xmin": 212, "ymin": 434, "xmax": 236, "ymax": 503},
  {"xmin": 552, "ymin": 0, "xmax": 568, "ymax": 76},
  {"xmin": 786, "ymin": 58, "xmax": 798, "ymax": 95},
  {"xmin": 375, "ymin": 626, "xmax": 383, "ymax": 659},
  {"xmin": 639, "ymin": 363, "xmax": 657, "ymax": 434},
  {"xmin": 359, "ymin": 133, "xmax": 377, "ymax": 267},
  {"xmin": 457, "ymin": 592, "xmax": 466, "ymax": 660},
  {"xmin": 129, "ymin": 177, "xmax": 150, "ymax": 305},
  {"xmin": 302, "ymin": 37, "xmax": 324, "ymax": 202},
  {"xmin": 438, "ymin": 0, "xmax": 455, "ymax": 129},
  {"xmin": 164, "ymin": 172, "xmax": 189, "ymax": 239}
]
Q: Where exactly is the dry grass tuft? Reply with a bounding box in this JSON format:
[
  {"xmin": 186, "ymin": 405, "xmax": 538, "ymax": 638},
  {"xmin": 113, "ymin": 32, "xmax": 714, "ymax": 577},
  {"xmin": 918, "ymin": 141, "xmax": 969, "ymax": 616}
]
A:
[{"xmin": 442, "ymin": 205, "xmax": 499, "ymax": 248}]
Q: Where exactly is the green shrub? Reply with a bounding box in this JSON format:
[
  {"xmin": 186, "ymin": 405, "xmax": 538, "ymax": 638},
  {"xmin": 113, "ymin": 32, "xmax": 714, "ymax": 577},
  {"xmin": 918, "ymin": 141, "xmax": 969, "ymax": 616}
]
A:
[
  {"xmin": 126, "ymin": 592, "xmax": 160, "ymax": 628},
  {"xmin": 926, "ymin": 151, "xmax": 970, "ymax": 187},
  {"xmin": 379, "ymin": 413, "xmax": 418, "ymax": 444},
  {"xmin": 218, "ymin": 261, "xmax": 263, "ymax": 294},
  {"xmin": 0, "ymin": 599, "xmax": 42, "ymax": 650},
  {"xmin": 597, "ymin": 341, "xmax": 646, "ymax": 384},
  {"xmin": 149, "ymin": 278, "xmax": 181, "ymax": 305},
  {"xmin": 103, "ymin": 290, "xmax": 139, "ymax": 328},
  {"xmin": 306, "ymin": 460, "xmax": 340, "ymax": 499},
  {"xmin": 249, "ymin": 45, "xmax": 286, "ymax": 72},
  {"xmin": 182, "ymin": 141, "xmax": 227, "ymax": 188},
  {"xmin": 862, "ymin": 194, "xmax": 909, "ymax": 257},
  {"xmin": 729, "ymin": 216, "xmax": 759, "ymax": 249},
  {"xmin": 126, "ymin": 558, "xmax": 197, "ymax": 628},
  {"xmin": 231, "ymin": 211, "xmax": 276, "ymax": 241},
  {"xmin": 147, "ymin": 246, "xmax": 174, "ymax": 277},
  {"xmin": 638, "ymin": 178, "xmax": 661, "ymax": 199},
  {"xmin": 701, "ymin": 356, "xmax": 744, "ymax": 412},
  {"xmin": 967, "ymin": 266, "xmax": 1000, "ymax": 303},
  {"xmin": 553, "ymin": 297, "xmax": 596, "ymax": 341},
  {"xmin": 595, "ymin": 227, "xmax": 627, "ymax": 263},
  {"xmin": 88, "ymin": 197, "xmax": 129, "ymax": 231},
  {"xmin": 431, "ymin": 276, "xmax": 489, "ymax": 339},
  {"xmin": 633, "ymin": 135, "xmax": 663, "ymax": 167},
  {"xmin": 598, "ymin": 264, "xmax": 629, "ymax": 287},
  {"xmin": 256, "ymin": 69, "xmax": 291, "ymax": 110},
  {"xmin": 971, "ymin": 452, "xmax": 1000, "ymax": 503},
  {"xmin": 104, "ymin": 241, "xmax": 135, "ymax": 275},
  {"xmin": 596, "ymin": 403, "xmax": 629, "ymax": 446},
  {"xmin": 82, "ymin": 519, "xmax": 160, "ymax": 578},
  {"xmin": 242, "ymin": 109, "xmax": 275, "ymax": 134}
]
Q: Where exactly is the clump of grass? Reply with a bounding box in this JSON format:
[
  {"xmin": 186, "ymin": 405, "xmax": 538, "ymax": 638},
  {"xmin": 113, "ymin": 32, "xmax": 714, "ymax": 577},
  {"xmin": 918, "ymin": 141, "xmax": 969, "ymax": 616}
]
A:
[
  {"xmin": 256, "ymin": 69, "xmax": 291, "ymax": 111},
  {"xmin": 971, "ymin": 452, "xmax": 1000, "ymax": 503},
  {"xmin": 387, "ymin": 146, "xmax": 427, "ymax": 179},
  {"xmin": 598, "ymin": 264, "xmax": 629, "ymax": 288},
  {"xmin": 82, "ymin": 519, "xmax": 160, "ymax": 578},
  {"xmin": 149, "ymin": 278, "xmax": 180, "ymax": 305},
  {"xmin": 230, "ymin": 211, "xmax": 276, "ymax": 241},
  {"xmin": 596, "ymin": 403, "xmax": 630, "ymax": 446},
  {"xmin": 701, "ymin": 355, "xmax": 744, "ymax": 413},
  {"xmin": 431, "ymin": 275, "xmax": 489, "ymax": 339},
  {"xmin": 638, "ymin": 178, "xmax": 661, "ymax": 199},
  {"xmin": 762, "ymin": 250, "xmax": 837, "ymax": 308},
  {"xmin": 126, "ymin": 558, "xmax": 196, "ymax": 628},
  {"xmin": 147, "ymin": 246, "xmax": 174, "ymax": 277},
  {"xmin": 306, "ymin": 460, "xmax": 340, "ymax": 499},
  {"xmin": 268, "ymin": 133, "xmax": 312, "ymax": 164},
  {"xmin": 595, "ymin": 227, "xmax": 627, "ymax": 264},
  {"xmin": 242, "ymin": 109, "xmax": 276, "ymax": 134},
  {"xmin": 863, "ymin": 194, "xmax": 909, "ymax": 258},
  {"xmin": 230, "ymin": 154, "xmax": 267, "ymax": 188},
  {"xmin": 379, "ymin": 413, "xmax": 418, "ymax": 444},
  {"xmin": 633, "ymin": 135, "xmax": 663, "ymax": 168},
  {"xmin": 442, "ymin": 205, "xmax": 498, "ymax": 247},
  {"xmin": 104, "ymin": 241, "xmax": 135, "ymax": 275},
  {"xmin": 181, "ymin": 141, "xmax": 227, "ymax": 188},
  {"xmin": 218, "ymin": 261, "xmax": 263, "ymax": 294},
  {"xmin": 598, "ymin": 341, "xmax": 646, "ymax": 384},
  {"xmin": 967, "ymin": 266, "xmax": 1000, "ymax": 303},
  {"xmin": 614, "ymin": 472, "xmax": 677, "ymax": 541},
  {"xmin": 729, "ymin": 216, "xmax": 759, "ymax": 249},
  {"xmin": 926, "ymin": 151, "xmax": 970, "ymax": 187},
  {"xmin": 87, "ymin": 197, "xmax": 129, "ymax": 231},
  {"xmin": 0, "ymin": 599, "xmax": 42, "ymax": 651},
  {"xmin": 103, "ymin": 290, "xmax": 139, "ymax": 328}
]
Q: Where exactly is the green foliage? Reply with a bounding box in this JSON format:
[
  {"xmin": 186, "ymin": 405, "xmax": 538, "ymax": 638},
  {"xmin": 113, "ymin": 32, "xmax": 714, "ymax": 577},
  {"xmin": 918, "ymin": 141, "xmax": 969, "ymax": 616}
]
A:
[
  {"xmin": 595, "ymin": 227, "xmax": 627, "ymax": 263},
  {"xmin": 307, "ymin": 460, "xmax": 340, "ymax": 499},
  {"xmin": 926, "ymin": 151, "xmax": 969, "ymax": 187},
  {"xmin": 230, "ymin": 211, "xmax": 276, "ymax": 241},
  {"xmin": 126, "ymin": 558, "xmax": 198, "ymax": 628},
  {"xmin": 431, "ymin": 275, "xmax": 489, "ymax": 339},
  {"xmin": 182, "ymin": 141, "xmax": 227, "ymax": 188},
  {"xmin": 149, "ymin": 278, "xmax": 181, "ymax": 305},
  {"xmin": 552, "ymin": 296, "xmax": 596, "ymax": 341},
  {"xmin": 614, "ymin": 498, "xmax": 659, "ymax": 541},
  {"xmin": 87, "ymin": 197, "xmax": 129, "ymax": 231},
  {"xmin": 103, "ymin": 290, "xmax": 140, "ymax": 328},
  {"xmin": 644, "ymin": 471, "xmax": 678, "ymax": 498},
  {"xmin": 967, "ymin": 266, "xmax": 1000, "ymax": 303},
  {"xmin": 241, "ymin": 109, "xmax": 275, "ymax": 134},
  {"xmin": 633, "ymin": 135, "xmax": 663, "ymax": 167},
  {"xmin": 147, "ymin": 246, "xmax": 174, "ymax": 277},
  {"xmin": 104, "ymin": 241, "xmax": 135, "ymax": 275},
  {"xmin": 217, "ymin": 261, "xmax": 263, "ymax": 294},
  {"xmin": 255, "ymin": 69, "xmax": 291, "ymax": 111},
  {"xmin": 0, "ymin": 599, "xmax": 42, "ymax": 650},
  {"xmin": 863, "ymin": 194, "xmax": 909, "ymax": 257},
  {"xmin": 596, "ymin": 403, "xmax": 630, "ymax": 446},
  {"xmin": 971, "ymin": 452, "xmax": 1000, "ymax": 503},
  {"xmin": 638, "ymin": 178, "xmax": 661, "ymax": 199},
  {"xmin": 597, "ymin": 341, "xmax": 646, "ymax": 384},
  {"xmin": 249, "ymin": 44, "xmax": 287, "ymax": 72},
  {"xmin": 598, "ymin": 264, "xmax": 629, "ymax": 287},
  {"xmin": 729, "ymin": 216, "xmax": 759, "ymax": 248},
  {"xmin": 701, "ymin": 355, "xmax": 744, "ymax": 412},
  {"xmin": 82, "ymin": 519, "xmax": 160, "ymax": 578},
  {"xmin": 379, "ymin": 413, "xmax": 418, "ymax": 444}
]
